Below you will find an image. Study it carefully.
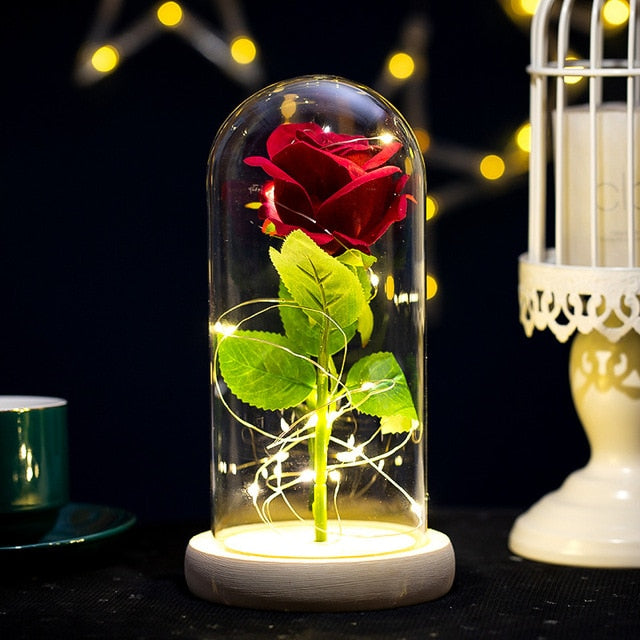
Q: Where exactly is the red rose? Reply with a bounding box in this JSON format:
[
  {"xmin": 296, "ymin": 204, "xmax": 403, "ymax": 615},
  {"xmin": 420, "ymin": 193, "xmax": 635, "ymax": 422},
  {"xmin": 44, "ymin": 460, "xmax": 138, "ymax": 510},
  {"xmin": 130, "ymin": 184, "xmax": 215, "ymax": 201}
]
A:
[{"xmin": 244, "ymin": 122, "xmax": 410, "ymax": 254}]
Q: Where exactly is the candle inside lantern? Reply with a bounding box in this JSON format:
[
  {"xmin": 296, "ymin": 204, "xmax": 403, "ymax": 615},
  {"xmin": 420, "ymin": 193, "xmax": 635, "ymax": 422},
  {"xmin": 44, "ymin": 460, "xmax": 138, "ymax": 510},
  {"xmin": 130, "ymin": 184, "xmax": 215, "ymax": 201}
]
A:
[{"xmin": 557, "ymin": 102, "xmax": 640, "ymax": 267}]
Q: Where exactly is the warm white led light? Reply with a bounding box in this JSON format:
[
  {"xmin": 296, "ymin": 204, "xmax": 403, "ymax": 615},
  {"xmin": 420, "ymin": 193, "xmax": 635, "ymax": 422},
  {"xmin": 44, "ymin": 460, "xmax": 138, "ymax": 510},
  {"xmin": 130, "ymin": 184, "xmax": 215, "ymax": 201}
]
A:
[
  {"xmin": 414, "ymin": 127, "xmax": 430, "ymax": 153},
  {"xmin": 426, "ymin": 274, "xmax": 438, "ymax": 300},
  {"xmin": 157, "ymin": 1, "xmax": 183, "ymax": 27},
  {"xmin": 510, "ymin": 0, "xmax": 539, "ymax": 16},
  {"xmin": 300, "ymin": 469, "xmax": 315, "ymax": 483},
  {"xmin": 230, "ymin": 36, "xmax": 257, "ymax": 64},
  {"xmin": 91, "ymin": 44, "xmax": 119, "ymax": 73},
  {"xmin": 247, "ymin": 482, "xmax": 260, "ymax": 498},
  {"xmin": 379, "ymin": 131, "xmax": 396, "ymax": 145},
  {"xmin": 384, "ymin": 275, "xmax": 395, "ymax": 300},
  {"xmin": 603, "ymin": 0, "xmax": 630, "ymax": 27},
  {"xmin": 213, "ymin": 321, "xmax": 237, "ymax": 337},
  {"xmin": 426, "ymin": 196, "xmax": 438, "ymax": 220},
  {"xmin": 563, "ymin": 55, "xmax": 585, "ymax": 85},
  {"xmin": 479, "ymin": 154, "xmax": 506, "ymax": 180},
  {"xmin": 336, "ymin": 446, "xmax": 363, "ymax": 463},
  {"xmin": 274, "ymin": 451, "xmax": 289, "ymax": 463},
  {"xmin": 515, "ymin": 122, "xmax": 531, "ymax": 152},
  {"xmin": 280, "ymin": 94, "xmax": 297, "ymax": 120},
  {"xmin": 388, "ymin": 52, "xmax": 415, "ymax": 79}
]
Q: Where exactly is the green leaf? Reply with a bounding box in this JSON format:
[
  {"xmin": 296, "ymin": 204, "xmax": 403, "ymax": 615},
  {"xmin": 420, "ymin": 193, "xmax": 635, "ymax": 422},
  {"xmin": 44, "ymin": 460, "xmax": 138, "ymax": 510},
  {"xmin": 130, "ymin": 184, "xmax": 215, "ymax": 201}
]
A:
[
  {"xmin": 380, "ymin": 415, "xmax": 416, "ymax": 435},
  {"xmin": 345, "ymin": 352, "xmax": 419, "ymax": 434},
  {"xmin": 217, "ymin": 330, "xmax": 316, "ymax": 411},
  {"xmin": 336, "ymin": 248, "xmax": 376, "ymax": 346},
  {"xmin": 278, "ymin": 281, "xmax": 357, "ymax": 357},
  {"xmin": 357, "ymin": 303, "xmax": 374, "ymax": 348},
  {"xmin": 336, "ymin": 249, "xmax": 377, "ymax": 272},
  {"xmin": 270, "ymin": 230, "xmax": 365, "ymax": 333}
]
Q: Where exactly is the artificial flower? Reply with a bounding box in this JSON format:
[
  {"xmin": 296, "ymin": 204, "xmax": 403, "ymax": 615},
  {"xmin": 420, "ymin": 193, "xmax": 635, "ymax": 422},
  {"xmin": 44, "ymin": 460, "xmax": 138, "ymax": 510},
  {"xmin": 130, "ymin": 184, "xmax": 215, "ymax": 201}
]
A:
[{"xmin": 245, "ymin": 122, "xmax": 410, "ymax": 254}]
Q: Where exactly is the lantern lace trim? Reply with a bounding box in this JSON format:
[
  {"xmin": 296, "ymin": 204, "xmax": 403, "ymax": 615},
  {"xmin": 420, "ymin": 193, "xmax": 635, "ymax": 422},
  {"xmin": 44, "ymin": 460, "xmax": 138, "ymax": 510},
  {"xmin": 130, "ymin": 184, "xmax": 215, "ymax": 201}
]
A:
[{"xmin": 519, "ymin": 252, "xmax": 640, "ymax": 343}]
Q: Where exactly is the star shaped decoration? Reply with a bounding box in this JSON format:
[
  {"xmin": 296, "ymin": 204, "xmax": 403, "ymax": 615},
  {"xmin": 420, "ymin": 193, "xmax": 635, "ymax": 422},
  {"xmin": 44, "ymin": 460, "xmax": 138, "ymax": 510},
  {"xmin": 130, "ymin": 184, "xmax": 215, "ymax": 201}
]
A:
[{"xmin": 73, "ymin": 0, "xmax": 265, "ymax": 88}]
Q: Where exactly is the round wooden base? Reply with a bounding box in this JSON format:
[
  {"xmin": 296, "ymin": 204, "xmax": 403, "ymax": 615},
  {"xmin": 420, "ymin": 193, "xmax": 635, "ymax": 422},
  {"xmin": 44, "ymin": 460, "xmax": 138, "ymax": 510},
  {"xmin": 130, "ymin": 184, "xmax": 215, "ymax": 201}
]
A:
[{"xmin": 184, "ymin": 528, "xmax": 455, "ymax": 611}]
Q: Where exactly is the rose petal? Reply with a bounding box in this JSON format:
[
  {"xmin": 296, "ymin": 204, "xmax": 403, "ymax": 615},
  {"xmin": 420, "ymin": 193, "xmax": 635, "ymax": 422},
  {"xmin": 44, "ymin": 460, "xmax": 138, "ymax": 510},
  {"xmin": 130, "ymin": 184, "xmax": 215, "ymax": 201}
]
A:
[
  {"xmin": 361, "ymin": 141, "xmax": 402, "ymax": 171},
  {"xmin": 272, "ymin": 141, "xmax": 365, "ymax": 201},
  {"xmin": 245, "ymin": 156, "xmax": 316, "ymax": 228},
  {"xmin": 330, "ymin": 231, "xmax": 373, "ymax": 254},
  {"xmin": 261, "ymin": 204, "xmax": 337, "ymax": 249},
  {"xmin": 264, "ymin": 213, "xmax": 334, "ymax": 248},
  {"xmin": 299, "ymin": 129, "xmax": 387, "ymax": 170},
  {"xmin": 245, "ymin": 155, "xmax": 301, "ymax": 183},
  {"xmin": 299, "ymin": 128, "xmax": 369, "ymax": 154},
  {"xmin": 299, "ymin": 128, "xmax": 401, "ymax": 172},
  {"xmin": 338, "ymin": 149, "xmax": 378, "ymax": 167},
  {"xmin": 359, "ymin": 193, "xmax": 408, "ymax": 246},
  {"xmin": 315, "ymin": 166, "xmax": 402, "ymax": 242},
  {"xmin": 265, "ymin": 122, "xmax": 325, "ymax": 158}
]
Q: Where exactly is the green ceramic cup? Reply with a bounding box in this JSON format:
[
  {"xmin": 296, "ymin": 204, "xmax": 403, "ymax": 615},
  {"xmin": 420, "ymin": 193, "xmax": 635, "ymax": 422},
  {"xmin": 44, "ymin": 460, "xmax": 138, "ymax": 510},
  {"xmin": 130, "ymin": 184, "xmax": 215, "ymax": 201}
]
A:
[{"xmin": 0, "ymin": 396, "xmax": 69, "ymax": 544}]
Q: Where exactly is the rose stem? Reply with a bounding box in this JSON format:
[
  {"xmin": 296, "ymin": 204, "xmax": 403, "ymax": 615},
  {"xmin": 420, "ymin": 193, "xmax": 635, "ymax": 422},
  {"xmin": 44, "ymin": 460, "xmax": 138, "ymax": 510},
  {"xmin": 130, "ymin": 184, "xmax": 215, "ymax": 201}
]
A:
[{"xmin": 312, "ymin": 314, "xmax": 331, "ymax": 542}]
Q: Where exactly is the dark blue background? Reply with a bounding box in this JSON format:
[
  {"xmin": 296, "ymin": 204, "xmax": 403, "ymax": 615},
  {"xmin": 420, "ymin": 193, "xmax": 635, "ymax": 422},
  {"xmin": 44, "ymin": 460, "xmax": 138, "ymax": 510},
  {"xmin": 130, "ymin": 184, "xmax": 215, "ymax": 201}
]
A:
[{"xmin": 0, "ymin": 1, "xmax": 587, "ymax": 523}]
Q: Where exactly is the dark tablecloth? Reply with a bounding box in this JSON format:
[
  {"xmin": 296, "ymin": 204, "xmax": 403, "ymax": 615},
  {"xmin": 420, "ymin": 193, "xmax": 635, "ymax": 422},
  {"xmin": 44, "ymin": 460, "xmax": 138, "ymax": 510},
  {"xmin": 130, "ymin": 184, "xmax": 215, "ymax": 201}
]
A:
[{"xmin": 1, "ymin": 508, "xmax": 638, "ymax": 639}]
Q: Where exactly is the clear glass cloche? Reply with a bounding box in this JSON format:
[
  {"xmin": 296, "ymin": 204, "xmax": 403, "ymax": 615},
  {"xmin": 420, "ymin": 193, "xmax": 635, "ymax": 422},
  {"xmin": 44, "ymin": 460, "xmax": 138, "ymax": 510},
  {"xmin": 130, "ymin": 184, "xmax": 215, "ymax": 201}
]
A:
[{"xmin": 207, "ymin": 75, "xmax": 428, "ymax": 557}]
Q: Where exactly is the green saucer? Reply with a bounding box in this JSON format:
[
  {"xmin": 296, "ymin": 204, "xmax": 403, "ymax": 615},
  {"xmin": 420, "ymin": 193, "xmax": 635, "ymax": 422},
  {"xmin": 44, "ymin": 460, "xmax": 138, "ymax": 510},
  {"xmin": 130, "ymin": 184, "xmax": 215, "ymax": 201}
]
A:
[{"xmin": 0, "ymin": 502, "xmax": 136, "ymax": 553}]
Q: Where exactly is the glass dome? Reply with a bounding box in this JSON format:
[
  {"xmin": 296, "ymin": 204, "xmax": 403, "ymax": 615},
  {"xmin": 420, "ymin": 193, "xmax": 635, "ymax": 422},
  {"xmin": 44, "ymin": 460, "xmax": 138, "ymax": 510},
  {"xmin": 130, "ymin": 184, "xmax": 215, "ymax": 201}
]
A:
[{"xmin": 207, "ymin": 75, "xmax": 427, "ymax": 557}]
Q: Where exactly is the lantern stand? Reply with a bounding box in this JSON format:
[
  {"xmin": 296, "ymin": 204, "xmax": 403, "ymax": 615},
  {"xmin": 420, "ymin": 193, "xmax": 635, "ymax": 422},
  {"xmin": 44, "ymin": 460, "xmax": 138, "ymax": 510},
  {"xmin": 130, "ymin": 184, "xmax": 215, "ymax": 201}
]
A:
[{"xmin": 509, "ymin": 0, "xmax": 640, "ymax": 567}]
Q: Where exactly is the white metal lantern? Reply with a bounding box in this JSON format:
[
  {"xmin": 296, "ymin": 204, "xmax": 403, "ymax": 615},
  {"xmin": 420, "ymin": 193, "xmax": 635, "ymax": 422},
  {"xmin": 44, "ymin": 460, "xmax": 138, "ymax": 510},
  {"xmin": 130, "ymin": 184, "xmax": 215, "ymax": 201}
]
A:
[{"xmin": 509, "ymin": 0, "xmax": 640, "ymax": 567}]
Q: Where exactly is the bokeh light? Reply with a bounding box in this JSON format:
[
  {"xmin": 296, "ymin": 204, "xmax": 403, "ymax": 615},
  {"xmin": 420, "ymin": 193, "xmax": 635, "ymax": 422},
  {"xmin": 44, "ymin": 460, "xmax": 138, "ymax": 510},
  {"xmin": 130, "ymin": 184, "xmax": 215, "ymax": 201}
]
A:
[
  {"xmin": 602, "ymin": 0, "xmax": 630, "ymax": 27},
  {"xmin": 388, "ymin": 52, "xmax": 415, "ymax": 80},
  {"xmin": 414, "ymin": 128, "xmax": 430, "ymax": 153},
  {"xmin": 426, "ymin": 195, "xmax": 438, "ymax": 221},
  {"xmin": 510, "ymin": 0, "xmax": 539, "ymax": 16},
  {"xmin": 480, "ymin": 154, "xmax": 506, "ymax": 180},
  {"xmin": 384, "ymin": 275, "xmax": 395, "ymax": 301},
  {"xmin": 563, "ymin": 55, "xmax": 585, "ymax": 85},
  {"xmin": 515, "ymin": 123, "xmax": 531, "ymax": 153},
  {"xmin": 426, "ymin": 275, "xmax": 438, "ymax": 300},
  {"xmin": 280, "ymin": 94, "xmax": 297, "ymax": 120},
  {"xmin": 157, "ymin": 2, "xmax": 183, "ymax": 27},
  {"xmin": 91, "ymin": 44, "xmax": 119, "ymax": 73},
  {"xmin": 231, "ymin": 36, "xmax": 257, "ymax": 65}
]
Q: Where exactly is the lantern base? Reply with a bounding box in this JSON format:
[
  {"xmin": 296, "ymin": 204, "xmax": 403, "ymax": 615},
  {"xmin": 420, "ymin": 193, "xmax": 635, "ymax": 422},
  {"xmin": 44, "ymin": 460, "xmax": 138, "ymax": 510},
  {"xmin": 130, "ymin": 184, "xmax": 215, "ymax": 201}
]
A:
[
  {"xmin": 509, "ymin": 464, "xmax": 640, "ymax": 568},
  {"xmin": 184, "ymin": 524, "xmax": 454, "ymax": 611},
  {"xmin": 510, "ymin": 329, "xmax": 640, "ymax": 568}
]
